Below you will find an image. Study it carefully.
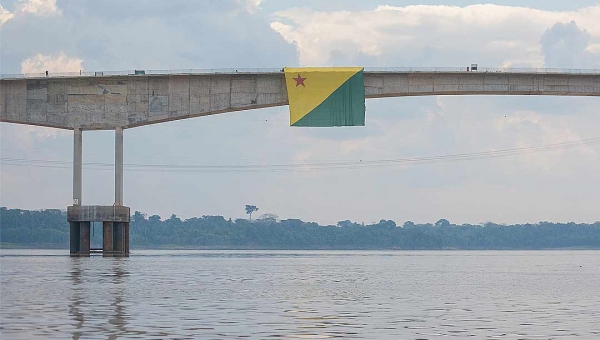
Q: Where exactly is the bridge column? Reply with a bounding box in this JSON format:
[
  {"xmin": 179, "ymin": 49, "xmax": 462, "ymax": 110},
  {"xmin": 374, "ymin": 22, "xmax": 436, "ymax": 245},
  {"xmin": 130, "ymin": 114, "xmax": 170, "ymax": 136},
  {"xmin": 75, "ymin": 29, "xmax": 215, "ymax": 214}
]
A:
[
  {"xmin": 68, "ymin": 127, "xmax": 130, "ymax": 257},
  {"xmin": 78, "ymin": 222, "xmax": 91, "ymax": 256},
  {"xmin": 103, "ymin": 221, "xmax": 114, "ymax": 256},
  {"xmin": 69, "ymin": 222, "xmax": 80, "ymax": 256},
  {"xmin": 110, "ymin": 126, "xmax": 129, "ymax": 257},
  {"xmin": 115, "ymin": 127, "xmax": 123, "ymax": 206},
  {"xmin": 73, "ymin": 128, "xmax": 82, "ymax": 206},
  {"xmin": 70, "ymin": 129, "xmax": 87, "ymax": 256}
]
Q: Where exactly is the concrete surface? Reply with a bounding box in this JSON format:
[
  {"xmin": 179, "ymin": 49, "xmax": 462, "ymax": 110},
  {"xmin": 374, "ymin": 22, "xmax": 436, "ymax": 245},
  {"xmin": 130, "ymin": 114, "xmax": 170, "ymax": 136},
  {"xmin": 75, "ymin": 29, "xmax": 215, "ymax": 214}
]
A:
[
  {"xmin": 2, "ymin": 71, "xmax": 598, "ymax": 130},
  {"xmin": 115, "ymin": 127, "xmax": 123, "ymax": 206},
  {"xmin": 67, "ymin": 205, "xmax": 131, "ymax": 223}
]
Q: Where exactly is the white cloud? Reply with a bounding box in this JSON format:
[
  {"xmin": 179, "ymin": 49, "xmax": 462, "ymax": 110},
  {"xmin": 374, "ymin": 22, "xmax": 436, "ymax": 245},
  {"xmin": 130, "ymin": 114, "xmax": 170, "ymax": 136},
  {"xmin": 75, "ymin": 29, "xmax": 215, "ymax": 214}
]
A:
[
  {"xmin": 587, "ymin": 43, "xmax": 600, "ymax": 53},
  {"xmin": 21, "ymin": 52, "xmax": 83, "ymax": 73},
  {"xmin": 0, "ymin": 0, "xmax": 60, "ymax": 26},
  {"xmin": 541, "ymin": 21, "xmax": 599, "ymax": 68},
  {"xmin": 0, "ymin": 5, "xmax": 15, "ymax": 26},
  {"xmin": 238, "ymin": 0, "xmax": 264, "ymax": 13},
  {"xmin": 270, "ymin": 4, "xmax": 600, "ymax": 67},
  {"xmin": 16, "ymin": 0, "xmax": 61, "ymax": 16}
]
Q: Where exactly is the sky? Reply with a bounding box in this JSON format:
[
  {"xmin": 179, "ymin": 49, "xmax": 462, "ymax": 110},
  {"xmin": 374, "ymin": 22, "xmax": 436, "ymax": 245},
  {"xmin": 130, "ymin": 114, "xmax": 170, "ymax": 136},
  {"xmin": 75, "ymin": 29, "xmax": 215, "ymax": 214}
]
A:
[{"xmin": 1, "ymin": 0, "xmax": 599, "ymax": 225}]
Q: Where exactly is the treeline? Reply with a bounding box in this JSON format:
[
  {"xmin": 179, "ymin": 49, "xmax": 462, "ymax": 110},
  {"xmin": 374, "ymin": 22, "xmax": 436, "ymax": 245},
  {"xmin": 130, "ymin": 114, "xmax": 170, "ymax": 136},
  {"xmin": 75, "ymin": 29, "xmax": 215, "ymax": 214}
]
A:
[{"xmin": 1, "ymin": 207, "xmax": 600, "ymax": 249}]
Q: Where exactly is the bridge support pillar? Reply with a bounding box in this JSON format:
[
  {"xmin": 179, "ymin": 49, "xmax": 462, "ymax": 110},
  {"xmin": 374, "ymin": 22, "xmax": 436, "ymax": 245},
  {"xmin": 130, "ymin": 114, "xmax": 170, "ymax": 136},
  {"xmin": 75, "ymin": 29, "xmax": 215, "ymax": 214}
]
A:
[
  {"xmin": 115, "ymin": 127, "xmax": 123, "ymax": 206},
  {"xmin": 103, "ymin": 221, "xmax": 114, "ymax": 255},
  {"xmin": 68, "ymin": 127, "xmax": 130, "ymax": 257},
  {"xmin": 73, "ymin": 128, "xmax": 82, "ymax": 206},
  {"xmin": 102, "ymin": 221, "xmax": 130, "ymax": 257},
  {"xmin": 69, "ymin": 221, "xmax": 90, "ymax": 257},
  {"xmin": 68, "ymin": 206, "xmax": 130, "ymax": 257}
]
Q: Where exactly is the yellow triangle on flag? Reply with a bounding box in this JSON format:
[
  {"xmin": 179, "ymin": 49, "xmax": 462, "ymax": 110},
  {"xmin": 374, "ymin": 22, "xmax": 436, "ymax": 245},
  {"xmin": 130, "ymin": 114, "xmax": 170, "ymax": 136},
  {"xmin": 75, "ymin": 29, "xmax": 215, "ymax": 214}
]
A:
[{"xmin": 284, "ymin": 67, "xmax": 363, "ymax": 125}]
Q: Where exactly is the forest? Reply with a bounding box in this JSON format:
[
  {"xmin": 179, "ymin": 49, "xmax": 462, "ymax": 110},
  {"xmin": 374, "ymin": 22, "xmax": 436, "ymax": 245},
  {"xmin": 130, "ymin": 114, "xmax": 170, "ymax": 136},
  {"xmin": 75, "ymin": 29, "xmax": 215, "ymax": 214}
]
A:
[{"xmin": 1, "ymin": 207, "xmax": 599, "ymax": 250}]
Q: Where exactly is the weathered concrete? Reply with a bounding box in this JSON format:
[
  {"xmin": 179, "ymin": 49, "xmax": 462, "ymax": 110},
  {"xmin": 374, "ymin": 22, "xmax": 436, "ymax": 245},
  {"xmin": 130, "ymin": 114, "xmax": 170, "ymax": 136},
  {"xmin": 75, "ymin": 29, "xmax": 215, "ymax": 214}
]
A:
[
  {"xmin": 67, "ymin": 205, "xmax": 130, "ymax": 223},
  {"xmin": 2, "ymin": 71, "xmax": 598, "ymax": 130},
  {"xmin": 68, "ymin": 206, "xmax": 130, "ymax": 257},
  {"xmin": 70, "ymin": 221, "xmax": 91, "ymax": 257},
  {"xmin": 102, "ymin": 220, "xmax": 129, "ymax": 257},
  {"xmin": 103, "ymin": 221, "xmax": 113, "ymax": 254},
  {"xmin": 70, "ymin": 222, "xmax": 80, "ymax": 255},
  {"xmin": 79, "ymin": 222, "xmax": 90, "ymax": 256}
]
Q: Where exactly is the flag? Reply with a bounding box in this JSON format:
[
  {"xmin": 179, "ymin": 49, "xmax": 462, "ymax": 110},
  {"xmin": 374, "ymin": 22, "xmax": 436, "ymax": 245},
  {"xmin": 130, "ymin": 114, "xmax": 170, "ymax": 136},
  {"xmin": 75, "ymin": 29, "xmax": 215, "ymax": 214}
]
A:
[{"xmin": 284, "ymin": 67, "xmax": 365, "ymax": 127}]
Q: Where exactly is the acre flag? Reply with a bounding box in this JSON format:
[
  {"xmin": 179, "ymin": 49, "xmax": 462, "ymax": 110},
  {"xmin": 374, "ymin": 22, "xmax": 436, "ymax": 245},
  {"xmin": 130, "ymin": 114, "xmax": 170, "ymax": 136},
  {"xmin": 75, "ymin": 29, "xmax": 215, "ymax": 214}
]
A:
[{"xmin": 284, "ymin": 67, "xmax": 365, "ymax": 127}]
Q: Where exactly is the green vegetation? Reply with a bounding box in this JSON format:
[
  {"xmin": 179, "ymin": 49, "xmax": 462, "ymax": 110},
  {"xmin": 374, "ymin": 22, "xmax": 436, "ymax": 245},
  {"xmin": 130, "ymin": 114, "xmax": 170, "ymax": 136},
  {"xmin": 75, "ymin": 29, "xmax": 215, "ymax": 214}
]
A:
[{"xmin": 1, "ymin": 207, "xmax": 599, "ymax": 249}]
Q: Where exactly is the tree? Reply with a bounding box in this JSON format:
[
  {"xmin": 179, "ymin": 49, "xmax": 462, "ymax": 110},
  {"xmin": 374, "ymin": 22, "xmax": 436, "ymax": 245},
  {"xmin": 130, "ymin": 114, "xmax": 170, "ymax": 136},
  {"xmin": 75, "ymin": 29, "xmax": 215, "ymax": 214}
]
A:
[
  {"xmin": 403, "ymin": 221, "xmax": 416, "ymax": 228},
  {"xmin": 337, "ymin": 220, "xmax": 356, "ymax": 228},
  {"xmin": 245, "ymin": 205, "xmax": 259, "ymax": 221},
  {"xmin": 378, "ymin": 219, "xmax": 397, "ymax": 228},
  {"xmin": 435, "ymin": 219, "xmax": 451, "ymax": 228},
  {"xmin": 257, "ymin": 213, "xmax": 278, "ymax": 223}
]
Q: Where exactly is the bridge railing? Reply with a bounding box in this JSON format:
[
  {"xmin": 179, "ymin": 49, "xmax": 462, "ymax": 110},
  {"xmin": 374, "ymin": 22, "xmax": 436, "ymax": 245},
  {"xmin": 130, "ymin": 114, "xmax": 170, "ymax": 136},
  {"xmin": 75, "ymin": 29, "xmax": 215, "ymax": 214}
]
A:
[
  {"xmin": 0, "ymin": 68, "xmax": 284, "ymax": 80},
  {"xmin": 364, "ymin": 67, "xmax": 600, "ymax": 74},
  {"xmin": 1, "ymin": 67, "xmax": 599, "ymax": 80}
]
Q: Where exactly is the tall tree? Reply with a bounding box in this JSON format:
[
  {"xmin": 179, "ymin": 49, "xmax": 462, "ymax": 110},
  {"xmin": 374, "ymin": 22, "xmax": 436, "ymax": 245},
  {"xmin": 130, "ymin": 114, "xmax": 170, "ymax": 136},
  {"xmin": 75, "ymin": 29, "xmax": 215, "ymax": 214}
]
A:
[{"xmin": 245, "ymin": 205, "xmax": 259, "ymax": 221}]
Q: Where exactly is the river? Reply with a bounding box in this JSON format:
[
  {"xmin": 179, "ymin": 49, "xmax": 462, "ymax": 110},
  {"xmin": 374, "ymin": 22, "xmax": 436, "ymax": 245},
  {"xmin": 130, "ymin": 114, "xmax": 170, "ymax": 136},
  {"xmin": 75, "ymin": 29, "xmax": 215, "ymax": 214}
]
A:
[{"xmin": 1, "ymin": 250, "xmax": 599, "ymax": 339}]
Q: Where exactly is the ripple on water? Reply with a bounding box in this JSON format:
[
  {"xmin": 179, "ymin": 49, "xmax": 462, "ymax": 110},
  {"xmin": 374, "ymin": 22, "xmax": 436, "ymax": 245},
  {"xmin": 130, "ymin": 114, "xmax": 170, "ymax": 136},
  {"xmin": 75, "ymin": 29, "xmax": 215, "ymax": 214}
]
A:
[{"xmin": 1, "ymin": 250, "xmax": 600, "ymax": 339}]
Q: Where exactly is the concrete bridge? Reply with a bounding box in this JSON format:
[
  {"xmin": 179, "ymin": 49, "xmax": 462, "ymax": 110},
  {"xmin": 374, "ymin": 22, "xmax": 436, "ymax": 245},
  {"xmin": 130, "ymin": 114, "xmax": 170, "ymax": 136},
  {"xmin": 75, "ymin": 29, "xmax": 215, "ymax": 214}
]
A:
[
  {"xmin": 1, "ymin": 67, "xmax": 599, "ymax": 257},
  {"xmin": 1, "ymin": 68, "xmax": 599, "ymax": 130}
]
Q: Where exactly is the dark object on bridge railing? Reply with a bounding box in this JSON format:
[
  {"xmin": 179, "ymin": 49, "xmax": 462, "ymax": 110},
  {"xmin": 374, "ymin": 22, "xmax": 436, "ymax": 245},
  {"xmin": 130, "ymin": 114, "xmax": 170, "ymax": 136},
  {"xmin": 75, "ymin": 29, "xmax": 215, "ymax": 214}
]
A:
[
  {"xmin": 135, "ymin": 70, "xmax": 145, "ymax": 75},
  {"xmin": 471, "ymin": 64, "xmax": 478, "ymax": 71},
  {"xmin": 95, "ymin": 71, "xmax": 104, "ymax": 76}
]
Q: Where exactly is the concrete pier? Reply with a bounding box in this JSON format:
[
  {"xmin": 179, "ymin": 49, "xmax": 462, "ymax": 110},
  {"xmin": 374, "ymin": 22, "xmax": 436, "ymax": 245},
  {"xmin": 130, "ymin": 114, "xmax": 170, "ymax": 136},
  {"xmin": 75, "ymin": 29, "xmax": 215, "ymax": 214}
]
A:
[
  {"xmin": 102, "ymin": 221, "xmax": 129, "ymax": 257},
  {"xmin": 103, "ymin": 221, "xmax": 113, "ymax": 254},
  {"xmin": 68, "ymin": 205, "xmax": 130, "ymax": 257},
  {"xmin": 66, "ymin": 126, "xmax": 130, "ymax": 257},
  {"xmin": 69, "ymin": 221, "xmax": 90, "ymax": 257}
]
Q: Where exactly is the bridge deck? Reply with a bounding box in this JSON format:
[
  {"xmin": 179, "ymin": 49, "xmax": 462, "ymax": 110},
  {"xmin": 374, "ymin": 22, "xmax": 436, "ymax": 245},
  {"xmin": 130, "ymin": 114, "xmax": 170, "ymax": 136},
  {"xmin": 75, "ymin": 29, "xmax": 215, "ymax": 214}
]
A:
[{"xmin": 1, "ymin": 68, "xmax": 599, "ymax": 130}]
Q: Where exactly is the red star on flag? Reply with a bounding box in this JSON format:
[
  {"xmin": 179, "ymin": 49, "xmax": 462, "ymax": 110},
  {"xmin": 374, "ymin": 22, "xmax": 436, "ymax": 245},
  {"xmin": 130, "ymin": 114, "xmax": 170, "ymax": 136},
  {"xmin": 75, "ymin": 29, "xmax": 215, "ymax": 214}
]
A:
[{"xmin": 293, "ymin": 73, "xmax": 306, "ymax": 87}]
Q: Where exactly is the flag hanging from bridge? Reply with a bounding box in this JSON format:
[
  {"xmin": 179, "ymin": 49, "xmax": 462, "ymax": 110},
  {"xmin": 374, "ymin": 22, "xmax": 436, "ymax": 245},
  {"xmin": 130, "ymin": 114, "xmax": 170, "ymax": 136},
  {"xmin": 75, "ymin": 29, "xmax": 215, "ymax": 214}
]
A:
[{"xmin": 284, "ymin": 67, "xmax": 365, "ymax": 127}]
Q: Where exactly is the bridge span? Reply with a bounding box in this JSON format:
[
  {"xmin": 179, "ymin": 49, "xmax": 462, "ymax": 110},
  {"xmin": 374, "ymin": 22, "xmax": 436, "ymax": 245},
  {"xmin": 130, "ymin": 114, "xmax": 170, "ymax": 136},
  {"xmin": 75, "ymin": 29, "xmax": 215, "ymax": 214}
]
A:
[
  {"xmin": 1, "ymin": 68, "xmax": 599, "ymax": 130},
  {"xmin": 1, "ymin": 67, "xmax": 598, "ymax": 257}
]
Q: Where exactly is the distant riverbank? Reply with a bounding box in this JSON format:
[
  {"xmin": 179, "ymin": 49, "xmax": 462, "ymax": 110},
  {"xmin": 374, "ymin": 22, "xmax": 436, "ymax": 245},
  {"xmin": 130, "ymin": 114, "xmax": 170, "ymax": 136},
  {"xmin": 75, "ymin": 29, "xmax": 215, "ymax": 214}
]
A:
[
  {"xmin": 2, "ymin": 207, "xmax": 599, "ymax": 251},
  {"xmin": 2, "ymin": 244, "xmax": 600, "ymax": 252}
]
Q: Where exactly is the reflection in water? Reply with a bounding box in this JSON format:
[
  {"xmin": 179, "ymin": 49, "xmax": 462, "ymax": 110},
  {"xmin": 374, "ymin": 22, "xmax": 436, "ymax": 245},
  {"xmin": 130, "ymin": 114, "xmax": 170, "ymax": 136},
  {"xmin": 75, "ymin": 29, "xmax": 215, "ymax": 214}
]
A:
[
  {"xmin": 68, "ymin": 260, "xmax": 84, "ymax": 340},
  {"xmin": 108, "ymin": 260, "xmax": 128, "ymax": 340},
  {"xmin": 2, "ymin": 250, "xmax": 600, "ymax": 339},
  {"xmin": 69, "ymin": 258, "xmax": 132, "ymax": 339}
]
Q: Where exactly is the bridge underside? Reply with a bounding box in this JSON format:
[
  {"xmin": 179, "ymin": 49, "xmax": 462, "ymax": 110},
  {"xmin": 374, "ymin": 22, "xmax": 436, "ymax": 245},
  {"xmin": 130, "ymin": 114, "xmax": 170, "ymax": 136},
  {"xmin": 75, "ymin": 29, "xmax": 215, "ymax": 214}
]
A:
[{"xmin": 1, "ymin": 71, "xmax": 598, "ymax": 131}]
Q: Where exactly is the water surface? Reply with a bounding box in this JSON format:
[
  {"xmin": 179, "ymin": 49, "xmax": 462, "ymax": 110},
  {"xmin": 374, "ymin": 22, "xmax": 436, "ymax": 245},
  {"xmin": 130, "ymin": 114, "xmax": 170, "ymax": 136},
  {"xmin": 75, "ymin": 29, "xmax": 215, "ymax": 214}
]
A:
[{"xmin": 2, "ymin": 250, "xmax": 599, "ymax": 339}]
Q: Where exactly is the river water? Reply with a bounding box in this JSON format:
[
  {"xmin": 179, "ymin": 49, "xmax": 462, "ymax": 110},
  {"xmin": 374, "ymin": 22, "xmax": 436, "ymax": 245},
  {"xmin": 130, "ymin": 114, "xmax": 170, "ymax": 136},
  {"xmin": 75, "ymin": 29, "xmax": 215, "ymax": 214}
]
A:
[{"xmin": 1, "ymin": 250, "xmax": 599, "ymax": 339}]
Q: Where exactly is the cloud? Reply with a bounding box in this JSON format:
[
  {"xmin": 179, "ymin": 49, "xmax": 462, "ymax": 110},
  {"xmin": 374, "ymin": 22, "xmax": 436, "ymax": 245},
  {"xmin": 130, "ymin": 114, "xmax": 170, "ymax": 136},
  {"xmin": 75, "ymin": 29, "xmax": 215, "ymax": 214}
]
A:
[
  {"xmin": 270, "ymin": 4, "xmax": 600, "ymax": 67},
  {"xmin": 20, "ymin": 51, "xmax": 83, "ymax": 73},
  {"xmin": 0, "ymin": 5, "xmax": 15, "ymax": 25},
  {"xmin": 0, "ymin": 0, "xmax": 297, "ymax": 73},
  {"xmin": 16, "ymin": 0, "xmax": 61, "ymax": 16},
  {"xmin": 541, "ymin": 20, "xmax": 599, "ymax": 68},
  {"xmin": 0, "ymin": 0, "xmax": 60, "ymax": 26},
  {"xmin": 239, "ymin": 0, "xmax": 264, "ymax": 13}
]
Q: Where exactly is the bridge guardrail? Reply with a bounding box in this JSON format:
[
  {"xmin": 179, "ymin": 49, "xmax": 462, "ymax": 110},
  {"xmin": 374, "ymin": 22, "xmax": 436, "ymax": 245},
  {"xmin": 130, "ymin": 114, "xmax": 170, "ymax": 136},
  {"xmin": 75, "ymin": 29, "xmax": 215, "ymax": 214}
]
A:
[{"xmin": 1, "ymin": 67, "xmax": 599, "ymax": 80}]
